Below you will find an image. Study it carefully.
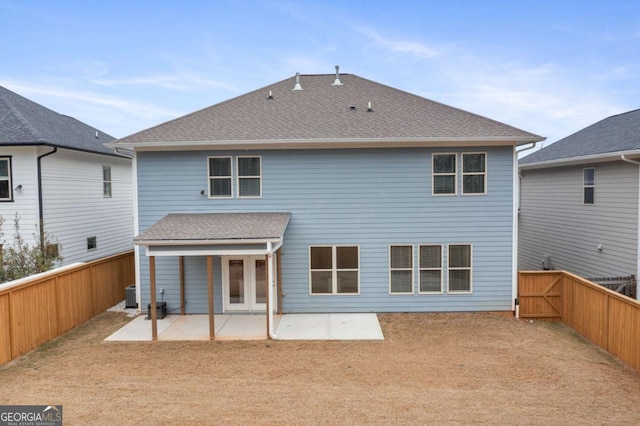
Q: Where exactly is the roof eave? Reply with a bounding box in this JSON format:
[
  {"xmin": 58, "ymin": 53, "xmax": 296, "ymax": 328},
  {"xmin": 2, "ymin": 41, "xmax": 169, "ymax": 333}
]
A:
[
  {"xmin": 133, "ymin": 237, "xmax": 283, "ymax": 246},
  {"xmin": 108, "ymin": 135, "xmax": 545, "ymax": 151},
  {"xmin": 519, "ymin": 149, "xmax": 640, "ymax": 170}
]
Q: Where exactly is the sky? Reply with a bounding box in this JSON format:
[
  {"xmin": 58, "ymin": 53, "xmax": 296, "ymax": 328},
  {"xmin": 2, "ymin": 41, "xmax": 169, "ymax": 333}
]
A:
[{"xmin": 1, "ymin": 0, "xmax": 639, "ymax": 149}]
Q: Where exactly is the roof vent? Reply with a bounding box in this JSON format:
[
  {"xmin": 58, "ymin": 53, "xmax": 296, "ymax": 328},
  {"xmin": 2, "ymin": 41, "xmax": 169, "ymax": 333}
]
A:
[
  {"xmin": 293, "ymin": 72, "xmax": 303, "ymax": 91},
  {"xmin": 349, "ymin": 105, "xmax": 356, "ymax": 111},
  {"xmin": 366, "ymin": 102, "xmax": 373, "ymax": 112},
  {"xmin": 267, "ymin": 90, "xmax": 274, "ymax": 100},
  {"xmin": 95, "ymin": 131, "xmax": 99, "ymax": 138},
  {"xmin": 332, "ymin": 65, "xmax": 343, "ymax": 86}
]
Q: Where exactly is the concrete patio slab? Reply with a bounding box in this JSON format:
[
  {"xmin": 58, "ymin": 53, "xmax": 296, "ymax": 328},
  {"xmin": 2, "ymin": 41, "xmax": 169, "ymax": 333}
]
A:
[
  {"xmin": 275, "ymin": 313, "xmax": 384, "ymax": 340},
  {"xmin": 105, "ymin": 313, "xmax": 383, "ymax": 341}
]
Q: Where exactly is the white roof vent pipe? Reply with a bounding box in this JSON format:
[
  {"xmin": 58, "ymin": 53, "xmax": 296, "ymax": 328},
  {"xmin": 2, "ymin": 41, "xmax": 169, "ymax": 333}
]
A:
[
  {"xmin": 332, "ymin": 65, "xmax": 343, "ymax": 86},
  {"xmin": 293, "ymin": 72, "xmax": 303, "ymax": 90}
]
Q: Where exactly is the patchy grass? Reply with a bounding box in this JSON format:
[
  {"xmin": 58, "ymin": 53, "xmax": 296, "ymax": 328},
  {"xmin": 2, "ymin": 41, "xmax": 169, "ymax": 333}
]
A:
[{"xmin": 1, "ymin": 311, "xmax": 639, "ymax": 425}]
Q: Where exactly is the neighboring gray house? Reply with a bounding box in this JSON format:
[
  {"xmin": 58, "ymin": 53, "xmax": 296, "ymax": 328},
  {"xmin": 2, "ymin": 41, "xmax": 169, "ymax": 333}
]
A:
[
  {"xmin": 0, "ymin": 85, "xmax": 134, "ymax": 266},
  {"xmin": 519, "ymin": 109, "xmax": 640, "ymax": 299},
  {"xmin": 110, "ymin": 70, "xmax": 543, "ymax": 331}
]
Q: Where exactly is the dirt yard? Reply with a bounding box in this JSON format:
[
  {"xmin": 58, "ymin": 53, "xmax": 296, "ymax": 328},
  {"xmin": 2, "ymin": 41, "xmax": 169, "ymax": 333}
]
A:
[{"xmin": 1, "ymin": 312, "xmax": 640, "ymax": 425}]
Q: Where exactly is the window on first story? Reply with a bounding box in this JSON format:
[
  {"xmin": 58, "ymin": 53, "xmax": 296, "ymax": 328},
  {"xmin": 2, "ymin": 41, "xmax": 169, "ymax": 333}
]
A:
[
  {"xmin": 237, "ymin": 156, "xmax": 261, "ymax": 198},
  {"xmin": 462, "ymin": 153, "xmax": 486, "ymax": 194},
  {"xmin": 208, "ymin": 157, "xmax": 232, "ymax": 198},
  {"xmin": 310, "ymin": 245, "xmax": 359, "ymax": 295},
  {"xmin": 87, "ymin": 236, "xmax": 97, "ymax": 251},
  {"xmin": 0, "ymin": 157, "xmax": 13, "ymax": 201},
  {"xmin": 420, "ymin": 245, "xmax": 443, "ymax": 293},
  {"xmin": 433, "ymin": 153, "xmax": 456, "ymax": 195},
  {"xmin": 389, "ymin": 245, "xmax": 413, "ymax": 294},
  {"xmin": 448, "ymin": 244, "xmax": 472, "ymax": 293},
  {"xmin": 584, "ymin": 167, "xmax": 595, "ymax": 204},
  {"xmin": 103, "ymin": 166, "xmax": 112, "ymax": 198}
]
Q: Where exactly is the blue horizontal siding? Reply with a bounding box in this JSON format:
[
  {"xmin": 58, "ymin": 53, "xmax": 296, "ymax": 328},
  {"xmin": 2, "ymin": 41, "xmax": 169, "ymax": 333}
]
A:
[{"xmin": 137, "ymin": 147, "xmax": 514, "ymax": 313}]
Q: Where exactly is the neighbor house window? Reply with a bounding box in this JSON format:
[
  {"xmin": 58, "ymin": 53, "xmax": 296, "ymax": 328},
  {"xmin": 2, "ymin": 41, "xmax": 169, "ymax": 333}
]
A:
[
  {"xmin": 448, "ymin": 244, "xmax": 472, "ymax": 293},
  {"xmin": 208, "ymin": 157, "xmax": 232, "ymax": 198},
  {"xmin": 102, "ymin": 166, "xmax": 112, "ymax": 198},
  {"xmin": 237, "ymin": 156, "xmax": 261, "ymax": 198},
  {"xmin": 389, "ymin": 245, "xmax": 413, "ymax": 294},
  {"xmin": 310, "ymin": 245, "xmax": 359, "ymax": 295},
  {"xmin": 87, "ymin": 236, "xmax": 97, "ymax": 251},
  {"xmin": 583, "ymin": 167, "xmax": 595, "ymax": 204},
  {"xmin": 462, "ymin": 153, "xmax": 486, "ymax": 194},
  {"xmin": 433, "ymin": 153, "xmax": 456, "ymax": 195},
  {"xmin": 419, "ymin": 245, "xmax": 443, "ymax": 293},
  {"xmin": 0, "ymin": 157, "xmax": 13, "ymax": 201}
]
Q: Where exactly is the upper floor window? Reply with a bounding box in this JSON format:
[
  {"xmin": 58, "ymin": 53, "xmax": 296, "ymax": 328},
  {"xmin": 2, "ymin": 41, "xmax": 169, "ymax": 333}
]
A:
[
  {"xmin": 433, "ymin": 153, "xmax": 456, "ymax": 195},
  {"xmin": 310, "ymin": 245, "xmax": 359, "ymax": 295},
  {"xmin": 87, "ymin": 236, "xmax": 97, "ymax": 251},
  {"xmin": 462, "ymin": 153, "xmax": 486, "ymax": 194},
  {"xmin": 583, "ymin": 167, "xmax": 595, "ymax": 204},
  {"xmin": 208, "ymin": 157, "xmax": 232, "ymax": 198},
  {"xmin": 102, "ymin": 166, "xmax": 112, "ymax": 198},
  {"xmin": 237, "ymin": 156, "xmax": 261, "ymax": 198},
  {"xmin": 0, "ymin": 157, "xmax": 13, "ymax": 201}
]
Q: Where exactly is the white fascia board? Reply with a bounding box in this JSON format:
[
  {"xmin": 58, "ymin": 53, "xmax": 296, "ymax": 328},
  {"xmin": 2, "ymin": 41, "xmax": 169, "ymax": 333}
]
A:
[
  {"xmin": 144, "ymin": 247, "xmax": 270, "ymax": 257},
  {"xmin": 107, "ymin": 136, "xmax": 545, "ymax": 152},
  {"xmin": 134, "ymin": 238, "xmax": 281, "ymax": 246},
  {"xmin": 519, "ymin": 150, "xmax": 640, "ymax": 170}
]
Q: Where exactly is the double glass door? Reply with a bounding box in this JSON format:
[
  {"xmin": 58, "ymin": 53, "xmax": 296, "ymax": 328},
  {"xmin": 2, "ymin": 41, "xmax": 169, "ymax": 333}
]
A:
[{"xmin": 223, "ymin": 256, "xmax": 267, "ymax": 311}]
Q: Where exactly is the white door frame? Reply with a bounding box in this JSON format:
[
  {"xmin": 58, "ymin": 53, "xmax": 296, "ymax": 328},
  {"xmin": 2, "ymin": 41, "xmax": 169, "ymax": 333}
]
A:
[{"xmin": 222, "ymin": 255, "xmax": 276, "ymax": 312}]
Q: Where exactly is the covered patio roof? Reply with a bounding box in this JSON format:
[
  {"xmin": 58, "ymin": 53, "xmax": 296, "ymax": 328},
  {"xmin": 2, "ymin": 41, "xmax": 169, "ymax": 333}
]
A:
[
  {"xmin": 134, "ymin": 212, "xmax": 291, "ymax": 256},
  {"xmin": 134, "ymin": 212, "xmax": 290, "ymax": 341}
]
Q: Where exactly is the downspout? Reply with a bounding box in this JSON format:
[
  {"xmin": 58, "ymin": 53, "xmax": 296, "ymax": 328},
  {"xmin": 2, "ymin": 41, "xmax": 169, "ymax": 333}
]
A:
[
  {"xmin": 267, "ymin": 242, "xmax": 277, "ymax": 338},
  {"xmin": 621, "ymin": 154, "xmax": 640, "ymax": 301},
  {"xmin": 37, "ymin": 147, "xmax": 58, "ymax": 252}
]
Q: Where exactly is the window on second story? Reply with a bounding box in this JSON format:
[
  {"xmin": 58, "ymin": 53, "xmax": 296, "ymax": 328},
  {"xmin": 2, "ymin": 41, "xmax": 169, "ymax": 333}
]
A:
[
  {"xmin": 208, "ymin": 157, "xmax": 232, "ymax": 198},
  {"xmin": 103, "ymin": 166, "xmax": 112, "ymax": 198},
  {"xmin": 462, "ymin": 153, "xmax": 486, "ymax": 194},
  {"xmin": 583, "ymin": 167, "xmax": 595, "ymax": 204},
  {"xmin": 237, "ymin": 156, "xmax": 261, "ymax": 198},
  {"xmin": 0, "ymin": 157, "xmax": 13, "ymax": 201},
  {"xmin": 433, "ymin": 154, "xmax": 456, "ymax": 195}
]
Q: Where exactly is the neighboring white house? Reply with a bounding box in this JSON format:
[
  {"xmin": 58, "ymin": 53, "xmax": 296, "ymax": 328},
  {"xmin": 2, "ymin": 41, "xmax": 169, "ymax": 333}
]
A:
[
  {"xmin": 0, "ymin": 85, "xmax": 134, "ymax": 265},
  {"xmin": 519, "ymin": 109, "xmax": 640, "ymax": 300}
]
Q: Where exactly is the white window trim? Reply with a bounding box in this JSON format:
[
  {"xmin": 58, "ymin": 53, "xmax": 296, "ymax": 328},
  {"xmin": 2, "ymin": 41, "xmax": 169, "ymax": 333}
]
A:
[
  {"xmin": 389, "ymin": 244, "xmax": 414, "ymax": 295},
  {"xmin": 418, "ymin": 244, "xmax": 444, "ymax": 294},
  {"xmin": 462, "ymin": 152, "xmax": 487, "ymax": 195},
  {"xmin": 583, "ymin": 167, "xmax": 595, "ymax": 205},
  {"xmin": 102, "ymin": 165, "xmax": 112, "ymax": 198},
  {"xmin": 87, "ymin": 236, "xmax": 97, "ymax": 251},
  {"xmin": 208, "ymin": 156, "xmax": 233, "ymax": 199},
  {"xmin": 447, "ymin": 243, "xmax": 473, "ymax": 294},
  {"xmin": 237, "ymin": 155, "xmax": 262, "ymax": 199},
  {"xmin": 0, "ymin": 157, "xmax": 13, "ymax": 202},
  {"xmin": 432, "ymin": 152, "xmax": 457, "ymax": 196},
  {"xmin": 309, "ymin": 245, "xmax": 360, "ymax": 295}
]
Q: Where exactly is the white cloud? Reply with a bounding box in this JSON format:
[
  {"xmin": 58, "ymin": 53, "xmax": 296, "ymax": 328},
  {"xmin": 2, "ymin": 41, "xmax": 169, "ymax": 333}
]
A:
[
  {"xmin": 90, "ymin": 73, "xmax": 239, "ymax": 92},
  {"xmin": 357, "ymin": 27, "xmax": 437, "ymax": 59}
]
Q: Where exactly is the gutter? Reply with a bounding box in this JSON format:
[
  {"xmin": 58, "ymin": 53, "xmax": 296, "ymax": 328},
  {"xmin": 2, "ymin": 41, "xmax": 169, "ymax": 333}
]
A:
[{"xmin": 37, "ymin": 147, "xmax": 57, "ymax": 252}]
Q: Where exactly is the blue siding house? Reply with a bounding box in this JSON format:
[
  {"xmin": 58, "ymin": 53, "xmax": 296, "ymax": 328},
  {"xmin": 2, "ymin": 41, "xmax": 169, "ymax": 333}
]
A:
[{"xmin": 110, "ymin": 69, "xmax": 543, "ymax": 339}]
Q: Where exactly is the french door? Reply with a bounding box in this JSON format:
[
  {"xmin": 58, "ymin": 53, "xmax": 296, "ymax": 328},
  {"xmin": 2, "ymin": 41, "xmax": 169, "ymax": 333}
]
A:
[{"xmin": 223, "ymin": 256, "xmax": 269, "ymax": 312}]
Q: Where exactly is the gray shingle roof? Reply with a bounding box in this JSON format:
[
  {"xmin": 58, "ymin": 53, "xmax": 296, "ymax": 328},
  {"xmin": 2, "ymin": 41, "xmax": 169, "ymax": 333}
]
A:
[
  {"xmin": 113, "ymin": 73, "xmax": 542, "ymax": 147},
  {"xmin": 134, "ymin": 212, "xmax": 291, "ymax": 243},
  {"xmin": 0, "ymin": 85, "xmax": 117, "ymax": 155},
  {"xmin": 520, "ymin": 109, "xmax": 640, "ymax": 165}
]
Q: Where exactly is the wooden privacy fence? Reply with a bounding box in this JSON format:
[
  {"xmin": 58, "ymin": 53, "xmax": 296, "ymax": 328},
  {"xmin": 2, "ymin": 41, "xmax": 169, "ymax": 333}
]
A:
[
  {"xmin": 519, "ymin": 270, "xmax": 640, "ymax": 372},
  {"xmin": 0, "ymin": 251, "xmax": 134, "ymax": 365}
]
